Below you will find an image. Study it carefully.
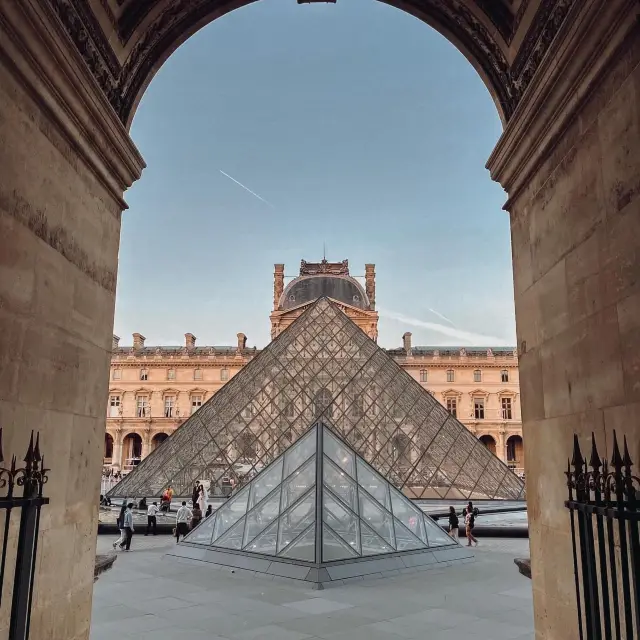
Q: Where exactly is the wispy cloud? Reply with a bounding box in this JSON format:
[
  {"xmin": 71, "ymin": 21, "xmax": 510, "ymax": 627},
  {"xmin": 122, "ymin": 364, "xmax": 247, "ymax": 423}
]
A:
[
  {"xmin": 219, "ymin": 170, "xmax": 275, "ymax": 208},
  {"xmin": 378, "ymin": 308, "xmax": 510, "ymax": 346},
  {"xmin": 428, "ymin": 308, "xmax": 455, "ymax": 326}
]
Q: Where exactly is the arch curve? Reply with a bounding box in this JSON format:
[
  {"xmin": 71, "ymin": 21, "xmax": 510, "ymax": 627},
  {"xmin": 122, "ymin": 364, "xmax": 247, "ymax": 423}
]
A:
[{"xmin": 116, "ymin": 0, "xmax": 516, "ymax": 128}]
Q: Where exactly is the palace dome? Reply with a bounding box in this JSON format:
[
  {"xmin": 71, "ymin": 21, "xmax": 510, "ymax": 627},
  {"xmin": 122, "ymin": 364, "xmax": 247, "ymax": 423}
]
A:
[{"xmin": 279, "ymin": 274, "xmax": 370, "ymax": 310}]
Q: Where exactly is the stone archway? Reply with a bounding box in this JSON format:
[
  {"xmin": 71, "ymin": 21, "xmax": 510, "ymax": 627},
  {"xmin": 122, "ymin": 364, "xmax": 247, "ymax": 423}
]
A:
[
  {"xmin": 104, "ymin": 433, "xmax": 114, "ymax": 462},
  {"xmin": 479, "ymin": 434, "xmax": 497, "ymax": 456},
  {"xmin": 506, "ymin": 435, "xmax": 524, "ymax": 469},
  {"xmin": 151, "ymin": 432, "xmax": 169, "ymax": 451},
  {"xmin": 0, "ymin": 2, "xmax": 638, "ymax": 639},
  {"xmin": 122, "ymin": 432, "xmax": 143, "ymax": 469}
]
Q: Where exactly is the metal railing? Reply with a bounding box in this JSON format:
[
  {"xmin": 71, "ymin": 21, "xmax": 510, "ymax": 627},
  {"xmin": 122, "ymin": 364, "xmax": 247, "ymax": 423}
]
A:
[{"xmin": 565, "ymin": 431, "xmax": 640, "ymax": 640}]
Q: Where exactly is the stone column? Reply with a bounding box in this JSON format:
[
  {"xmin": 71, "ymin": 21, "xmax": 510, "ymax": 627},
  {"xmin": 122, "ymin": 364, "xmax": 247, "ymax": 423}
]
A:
[
  {"xmin": 0, "ymin": 3, "xmax": 144, "ymax": 638},
  {"xmin": 487, "ymin": 3, "xmax": 640, "ymax": 638},
  {"xmin": 112, "ymin": 432, "xmax": 124, "ymax": 471}
]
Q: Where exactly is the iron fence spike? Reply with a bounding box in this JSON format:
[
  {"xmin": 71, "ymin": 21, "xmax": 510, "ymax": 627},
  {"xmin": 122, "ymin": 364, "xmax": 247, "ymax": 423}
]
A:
[
  {"xmin": 589, "ymin": 432, "xmax": 602, "ymax": 470},
  {"xmin": 33, "ymin": 433, "xmax": 41, "ymax": 463},
  {"xmin": 571, "ymin": 434, "xmax": 584, "ymax": 469},
  {"xmin": 611, "ymin": 430, "xmax": 624, "ymax": 469},
  {"xmin": 0, "ymin": 427, "xmax": 4, "ymax": 464},
  {"xmin": 622, "ymin": 435, "xmax": 633, "ymax": 469},
  {"xmin": 24, "ymin": 431, "xmax": 34, "ymax": 465}
]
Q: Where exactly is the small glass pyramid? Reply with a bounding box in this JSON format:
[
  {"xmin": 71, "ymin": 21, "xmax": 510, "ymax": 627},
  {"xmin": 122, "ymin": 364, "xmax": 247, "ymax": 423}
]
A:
[
  {"xmin": 181, "ymin": 422, "xmax": 457, "ymax": 562},
  {"xmin": 109, "ymin": 297, "xmax": 524, "ymax": 502}
]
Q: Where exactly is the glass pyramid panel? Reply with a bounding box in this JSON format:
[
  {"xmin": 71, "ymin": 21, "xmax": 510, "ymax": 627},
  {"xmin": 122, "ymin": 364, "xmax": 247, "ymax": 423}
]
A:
[
  {"xmin": 358, "ymin": 490, "xmax": 395, "ymax": 548},
  {"xmin": 278, "ymin": 524, "xmax": 315, "ymax": 561},
  {"xmin": 212, "ymin": 485, "xmax": 250, "ymax": 541},
  {"xmin": 360, "ymin": 520, "xmax": 394, "ymax": 556},
  {"xmin": 323, "ymin": 489, "xmax": 360, "ymax": 554},
  {"xmin": 277, "ymin": 489, "xmax": 315, "ymax": 552},
  {"xmin": 323, "ymin": 524, "xmax": 358, "ymax": 561},
  {"xmin": 213, "ymin": 516, "xmax": 246, "ymax": 550},
  {"xmin": 280, "ymin": 456, "xmax": 316, "ymax": 511},
  {"xmin": 244, "ymin": 519, "xmax": 278, "ymax": 554},
  {"xmin": 423, "ymin": 514, "xmax": 457, "ymax": 547},
  {"xmin": 393, "ymin": 519, "xmax": 426, "ymax": 551},
  {"xmin": 185, "ymin": 512, "xmax": 217, "ymax": 546},
  {"xmin": 389, "ymin": 485, "xmax": 426, "ymax": 543},
  {"xmin": 110, "ymin": 297, "xmax": 524, "ymax": 503},
  {"xmin": 324, "ymin": 429, "xmax": 356, "ymax": 478},
  {"xmin": 243, "ymin": 487, "xmax": 282, "ymax": 547},
  {"xmin": 356, "ymin": 458, "xmax": 392, "ymax": 511},
  {"xmin": 323, "ymin": 457, "xmax": 358, "ymax": 512},
  {"xmin": 248, "ymin": 457, "xmax": 283, "ymax": 511}
]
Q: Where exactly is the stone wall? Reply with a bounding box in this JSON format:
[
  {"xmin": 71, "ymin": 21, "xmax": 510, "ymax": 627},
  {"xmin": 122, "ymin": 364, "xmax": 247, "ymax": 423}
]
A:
[{"xmin": 504, "ymin": 12, "xmax": 640, "ymax": 640}]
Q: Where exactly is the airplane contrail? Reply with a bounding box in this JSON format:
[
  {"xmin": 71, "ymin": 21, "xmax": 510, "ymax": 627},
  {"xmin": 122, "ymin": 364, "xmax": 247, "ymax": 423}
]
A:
[
  {"xmin": 378, "ymin": 308, "xmax": 509, "ymax": 346},
  {"xmin": 428, "ymin": 308, "xmax": 455, "ymax": 326},
  {"xmin": 219, "ymin": 170, "xmax": 275, "ymax": 208}
]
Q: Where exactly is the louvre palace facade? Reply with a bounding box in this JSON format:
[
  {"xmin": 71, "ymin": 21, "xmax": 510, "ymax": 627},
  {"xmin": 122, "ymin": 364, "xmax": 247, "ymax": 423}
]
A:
[{"xmin": 106, "ymin": 259, "xmax": 523, "ymax": 477}]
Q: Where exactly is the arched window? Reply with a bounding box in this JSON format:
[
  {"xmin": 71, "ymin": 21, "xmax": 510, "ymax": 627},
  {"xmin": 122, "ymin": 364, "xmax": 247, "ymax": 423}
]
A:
[
  {"xmin": 152, "ymin": 433, "xmax": 168, "ymax": 451},
  {"xmin": 507, "ymin": 435, "xmax": 524, "ymax": 465},
  {"xmin": 237, "ymin": 432, "xmax": 258, "ymax": 462},
  {"xmin": 391, "ymin": 433, "xmax": 412, "ymax": 468},
  {"xmin": 104, "ymin": 433, "xmax": 114, "ymax": 460},
  {"xmin": 313, "ymin": 389, "xmax": 333, "ymax": 418},
  {"xmin": 122, "ymin": 433, "xmax": 143, "ymax": 468},
  {"xmin": 479, "ymin": 434, "xmax": 496, "ymax": 456}
]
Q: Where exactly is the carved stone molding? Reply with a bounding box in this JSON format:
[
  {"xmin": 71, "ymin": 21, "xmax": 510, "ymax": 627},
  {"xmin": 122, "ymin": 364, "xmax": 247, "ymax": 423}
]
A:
[{"xmin": 43, "ymin": 0, "xmax": 578, "ymax": 129}]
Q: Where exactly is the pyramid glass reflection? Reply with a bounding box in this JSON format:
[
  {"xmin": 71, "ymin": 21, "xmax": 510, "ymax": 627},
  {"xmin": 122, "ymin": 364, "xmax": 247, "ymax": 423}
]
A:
[
  {"xmin": 170, "ymin": 423, "xmax": 471, "ymax": 587},
  {"xmin": 109, "ymin": 297, "xmax": 524, "ymax": 501}
]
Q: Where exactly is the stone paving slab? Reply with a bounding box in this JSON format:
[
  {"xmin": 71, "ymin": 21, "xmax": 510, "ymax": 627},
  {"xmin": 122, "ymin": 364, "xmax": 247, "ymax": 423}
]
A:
[{"xmin": 92, "ymin": 536, "xmax": 534, "ymax": 640}]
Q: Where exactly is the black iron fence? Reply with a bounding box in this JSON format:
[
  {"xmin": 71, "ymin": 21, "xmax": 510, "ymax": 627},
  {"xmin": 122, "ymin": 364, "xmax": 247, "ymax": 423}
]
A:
[
  {"xmin": 565, "ymin": 431, "xmax": 640, "ymax": 640},
  {"xmin": 0, "ymin": 429, "xmax": 49, "ymax": 640}
]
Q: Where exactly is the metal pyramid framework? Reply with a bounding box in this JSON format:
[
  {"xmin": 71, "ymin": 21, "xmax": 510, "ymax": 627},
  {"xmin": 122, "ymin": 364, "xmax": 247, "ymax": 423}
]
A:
[
  {"xmin": 169, "ymin": 422, "xmax": 473, "ymax": 588},
  {"xmin": 109, "ymin": 297, "xmax": 524, "ymax": 501}
]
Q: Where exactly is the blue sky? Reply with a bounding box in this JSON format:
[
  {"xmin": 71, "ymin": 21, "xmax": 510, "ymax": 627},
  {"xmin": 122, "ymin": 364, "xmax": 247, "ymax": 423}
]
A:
[{"xmin": 115, "ymin": 0, "xmax": 515, "ymax": 350}]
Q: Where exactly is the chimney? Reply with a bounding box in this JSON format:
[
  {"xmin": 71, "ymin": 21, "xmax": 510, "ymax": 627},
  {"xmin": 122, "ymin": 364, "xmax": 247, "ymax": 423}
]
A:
[
  {"xmin": 273, "ymin": 264, "xmax": 285, "ymax": 309},
  {"xmin": 365, "ymin": 264, "xmax": 376, "ymax": 309},
  {"xmin": 112, "ymin": 335, "xmax": 120, "ymax": 350},
  {"xmin": 237, "ymin": 333, "xmax": 247, "ymax": 350},
  {"xmin": 132, "ymin": 333, "xmax": 145, "ymax": 350},
  {"xmin": 402, "ymin": 332, "xmax": 412, "ymax": 356},
  {"xmin": 185, "ymin": 333, "xmax": 196, "ymax": 350}
]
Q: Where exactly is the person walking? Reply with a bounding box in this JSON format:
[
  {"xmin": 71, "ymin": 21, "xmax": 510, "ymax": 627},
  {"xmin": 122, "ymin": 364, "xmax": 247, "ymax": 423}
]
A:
[
  {"xmin": 190, "ymin": 503, "xmax": 202, "ymax": 530},
  {"xmin": 463, "ymin": 501, "xmax": 478, "ymax": 547},
  {"xmin": 121, "ymin": 502, "xmax": 135, "ymax": 551},
  {"xmin": 145, "ymin": 501, "xmax": 159, "ymax": 536},
  {"xmin": 113, "ymin": 501, "xmax": 127, "ymax": 549},
  {"xmin": 175, "ymin": 501, "xmax": 192, "ymax": 543},
  {"xmin": 448, "ymin": 506, "xmax": 459, "ymax": 539}
]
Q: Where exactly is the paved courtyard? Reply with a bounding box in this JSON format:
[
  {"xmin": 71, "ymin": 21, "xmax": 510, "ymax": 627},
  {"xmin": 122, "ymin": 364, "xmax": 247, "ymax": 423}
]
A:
[{"xmin": 91, "ymin": 535, "xmax": 534, "ymax": 640}]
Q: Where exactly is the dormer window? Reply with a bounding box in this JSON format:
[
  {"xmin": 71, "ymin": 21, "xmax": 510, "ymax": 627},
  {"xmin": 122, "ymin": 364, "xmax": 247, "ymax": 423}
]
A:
[
  {"xmin": 353, "ymin": 295, "xmax": 360, "ymax": 302},
  {"xmin": 289, "ymin": 294, "xmax": 295, "ymax": 302}
]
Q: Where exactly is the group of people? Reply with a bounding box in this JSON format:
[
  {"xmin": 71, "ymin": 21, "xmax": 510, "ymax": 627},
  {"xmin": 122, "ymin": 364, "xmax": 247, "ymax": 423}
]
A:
[
  {"xmin": 112, "ymin": 483, "xmax": 215, "ymax": 550},
  {"xmin": 447, "ymin": 502, "xmax": 479, "ymax": 547}
]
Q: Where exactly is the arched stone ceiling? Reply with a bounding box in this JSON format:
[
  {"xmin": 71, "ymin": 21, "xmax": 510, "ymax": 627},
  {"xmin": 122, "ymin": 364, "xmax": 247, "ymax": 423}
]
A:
[{"xmin": 46, "ymin": 0, "xmax": 577, "ymax": 128}]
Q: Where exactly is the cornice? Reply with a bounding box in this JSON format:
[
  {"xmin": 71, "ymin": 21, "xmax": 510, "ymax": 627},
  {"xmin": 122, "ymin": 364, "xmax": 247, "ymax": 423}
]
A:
[{"xmin": 488, "ymin": 0, "xmax": 638, "ymax": 201}]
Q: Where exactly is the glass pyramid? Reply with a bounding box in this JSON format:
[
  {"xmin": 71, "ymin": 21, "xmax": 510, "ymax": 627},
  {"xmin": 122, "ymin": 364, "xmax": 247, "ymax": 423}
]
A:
[
  {"xmin": 181, "ymin": 422, "xmax": 456, "ymax": 562},
  {"xmin": 109, "ymin": 297, "xmax": 524, "ymax": 501}
]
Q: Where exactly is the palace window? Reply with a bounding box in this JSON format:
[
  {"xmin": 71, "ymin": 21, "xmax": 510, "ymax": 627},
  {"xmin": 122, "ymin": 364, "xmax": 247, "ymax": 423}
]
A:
[
  {"xmin": 473, "ymin": 369, "xmax": 482, "ymax": 383},
  {"xmin": 167, "ymin": 368, "xmax": 176, "ymax": 381},
  {"xmin": 220, "ymin": 368, "xmax": 229, "ymax": 382},
  {"xmin": 284, "ymin": 402, "xmax": 295, "ymax": 418},
  {"xmin": 501, "ymin": 369, "xmax": 509, "ymax": 383},
  {"xmin": 136, "ymin": 395, "xmax": 149, "ymax": 418},
  {"xmin": 474, "ymin": 398, "xmax": 485, "ymax": 420},
  {"xmin": 108, "ymin": 395, "xmax": 121, "ymax": 418},
  {"xmin": 446, "ymin": 397, "xmax": 457, "ymax": 418},
  {"xmin": 351, "ymin": 394, "xmax": 364, "ymax": 418},
  {"xmin": 140, "ymin": 368, "xmax": 148, "ymax": 381},
  {"xmin": 194, "ymin": 368, "xmax": 202, "ymax": 381},
  {"xmin": 112, "ymin": 368, "xmax": 121, "ymax": 380},
  {"xmin": 446, "ymin": 369, "xmax": 455, "ymax": 383},
  {"xmin": 419, "ymin": 370, "xmax": 428, "ymax": 383},
  {"xmin": 164, "ymin": 395, "xmax": 175, "ymax": 418},
  {"xmin": 501, "ymin": 397, "xmax": 513, "ymax": 420},
  {"xmin": 191, "ymin": 395, "xmax": 203, "ymax": 414}
]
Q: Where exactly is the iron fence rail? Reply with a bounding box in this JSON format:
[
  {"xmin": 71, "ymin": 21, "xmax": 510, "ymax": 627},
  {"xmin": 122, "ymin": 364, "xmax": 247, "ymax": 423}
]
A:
[
  {"xmin": 0, "ymin": 429, "xmax": 50, "ymax": 640},
  {"xmin": 565, "ymin": 431, "xmax": 640, "ymax": 640}
]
